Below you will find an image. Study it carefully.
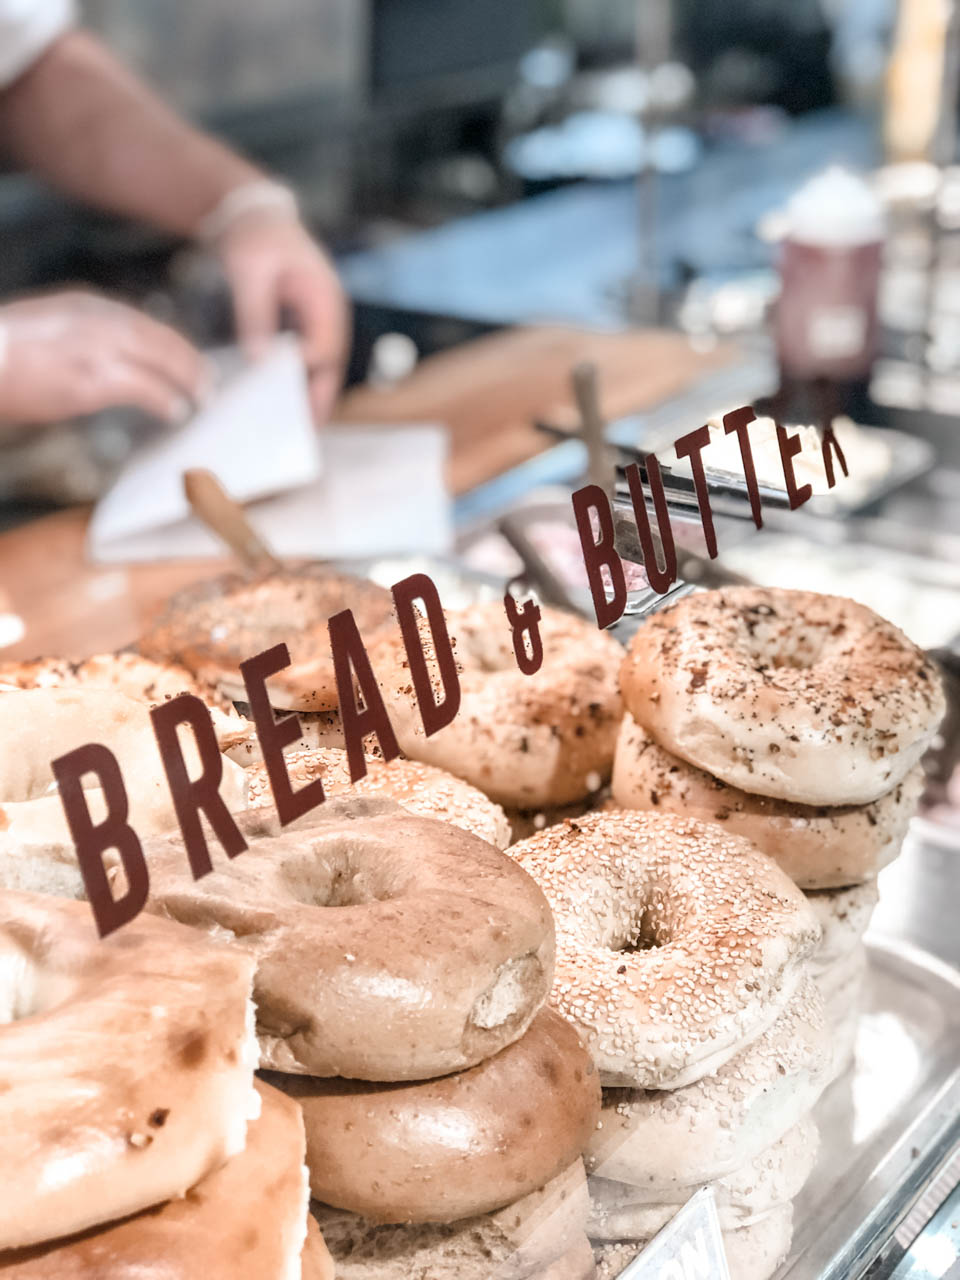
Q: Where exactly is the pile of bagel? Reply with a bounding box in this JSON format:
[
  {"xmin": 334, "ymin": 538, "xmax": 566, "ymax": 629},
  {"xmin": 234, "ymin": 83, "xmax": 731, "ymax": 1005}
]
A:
[{"xmin": 0, "ymin": 569, "xmax": 944, "ymax": 1280}]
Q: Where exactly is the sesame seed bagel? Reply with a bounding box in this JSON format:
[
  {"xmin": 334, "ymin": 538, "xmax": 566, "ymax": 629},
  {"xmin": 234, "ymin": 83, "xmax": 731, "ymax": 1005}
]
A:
[
  {"xmin": 0, "ymin": 1081, "xmax": 312, "ymax": 1279},
  {"xmin": 806, "ymin": 882, "xmax": 878, "ymax": 979},
  {"xmin": 144, "ymin": 796, "xmax": 555, "ymax": 1081},
  {"xmin": 593, "ymin": 1205, "xmax": 793, "ymax": 1280},
  {"xmin": 612, "ymin": 713, "xmax": 922, "ymax": 888},
  {"xmin": 511, "ymin": 810, "xmax": 820, "ymax": 1088},
  {"xmin": 138, "ymin": 565, "xmax": 398, "ymax": 712},
  {"xmin": 268, "ymin": 1008, "xmax": 599, "ymax": 1224},
  {"xmin": 0, "ymin": 688, "xmax": 248, "ymax": 901},
  {"xmin": 313, "ymin": 1158, "xmax": 590, "ymax": 1280},
  {"xmin": 584, "ymin": 978, "xmax": 829, "ymax": 1189},
  {"xmin": 587, "ymin": 1116, "xmax": 819, "ymax": 1238},
  {"xmin": 370, "ymin": 602, "xmax": 623, "ymax": 809},
  {"xmin": 246, "ymin": 747, "xmax": 511, "ymax": 849},
  {"xmin": 620, "ymin": 586, "xmax": 944, "ymax": 805},
  {"xmin": 0, "ymin": 890, "xmax": 260, "ymax": 1250}
]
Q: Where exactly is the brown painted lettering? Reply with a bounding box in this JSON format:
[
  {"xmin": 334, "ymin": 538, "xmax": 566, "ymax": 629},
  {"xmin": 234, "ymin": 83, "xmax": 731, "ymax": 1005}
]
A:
[
  {"xmin": 820, "ymin": 421, "xmax": 849, "ymax": 489},
  {"xmin": 392, "ymin": 573, "xmax": 461, "ymax": 737},
  {"xmin": 776, "ymin": 423, "xmax": 813, "ymax": 509},
  {"xmin": 572, "ymin": 484, "xmax": 626, "ymax": 629},
  {"xmin": 624, "ymin": 457, "xmax": 677, "ymax": 594},
  {"xmin": 51, "ymin": 743, "xmax": 149, "ymax": 938},
  {"xmin": 328, "ymin": 608, "xmax": 400, "ymax": 782},
  {"xmin": 674, "ymin": 425, "xmax": 718, "ymax": 558},
  {"xmin": 151, "ymin": 695, "xmax": 248, "ymax": 879},
  {"xmin": 723, "ymin": 406, "xmax": 763, "ymax": 528},
  {"xmin": 240, "ymin": 644, "xmax": 326, "ymax": 825},
  {"xmin": 504, "ymin": 589, "xmax": 544, "ymax": 674}
]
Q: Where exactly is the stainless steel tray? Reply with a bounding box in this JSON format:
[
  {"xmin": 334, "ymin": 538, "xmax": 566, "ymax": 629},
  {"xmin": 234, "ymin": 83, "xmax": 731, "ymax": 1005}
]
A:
[{"xmin": 779, "ymin": 935, "xmax": 960, "ymax": 1280}]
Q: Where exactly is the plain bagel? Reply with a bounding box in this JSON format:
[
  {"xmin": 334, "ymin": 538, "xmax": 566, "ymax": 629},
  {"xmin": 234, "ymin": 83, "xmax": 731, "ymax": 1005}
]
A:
[
  {"xmin": 246, "ymin": 747, "xmax": 511, "ymax": 849},
  {"xmin": 268, "ymin": 1008, "xmax": 599, "ymax": 1223},
  {"xmin": 511, "ymin": 809, "xmax": 820, "ymax": 1088},
  {"xmin": 145, "ymin": 796, "xmax": 555, "ymax": 1080},
  {"xmin": 584, "ymin": 978, "xmax": 830, "ymax": 1188},
  {"xmin": 371, "ymin": 601, "xmax": 624, "ymax": 809},
  {"xmin": 0, "ymin": 1082, "xmax": 312, "ymax": 1278},
  {"xmin": 313, "ymin": 1158, "xmax": 590, "ymax": 1280},
  {"xmin": 0, "ymin": 890, "xmax": 259, "ymax": 1250},
  {"xmin": 612, "ymin": 713, "xmax": 922, "ymax": 888},
  {"xmin": 620, "ymin": 586, "xmax": 944, "ymax": 805},
  {"xmin": 138, "ymin": 565, "xmax": 398, "ymax": 712},
  {"xmin": 0, "ymin": 687, "xmax": 248, "ymax": 900}
]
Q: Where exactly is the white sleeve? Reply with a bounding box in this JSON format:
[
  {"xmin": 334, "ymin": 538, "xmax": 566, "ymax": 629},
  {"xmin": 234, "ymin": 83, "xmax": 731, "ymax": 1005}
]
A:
[{"xmin": 0, "ymin": 0, "xmax": 77, "ymax": 89}]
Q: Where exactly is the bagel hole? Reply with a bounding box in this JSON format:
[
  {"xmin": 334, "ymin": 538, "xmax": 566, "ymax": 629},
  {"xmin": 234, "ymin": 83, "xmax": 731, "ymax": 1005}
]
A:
[{"xmin": 614, "ymin": 906, "xmax": 667, "ymax": 954}]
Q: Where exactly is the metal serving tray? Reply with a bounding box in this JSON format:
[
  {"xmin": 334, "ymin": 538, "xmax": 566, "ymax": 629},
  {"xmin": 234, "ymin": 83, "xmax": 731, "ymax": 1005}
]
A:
[
  {"xmin": 609, "ymin": 937, "xmax": 960, "ymax": 1280},
  {"xmin": 779, "ymin": 936, "xmax": 960, "ymax": 1280}
]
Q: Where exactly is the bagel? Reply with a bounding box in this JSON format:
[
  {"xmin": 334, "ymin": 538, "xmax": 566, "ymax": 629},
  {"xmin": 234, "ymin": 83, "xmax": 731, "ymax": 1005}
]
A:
[
  {"xmin": 269, "ymin": 1008, "xmax": 599, "ymax": 1223},
  {"xmin": 612, "ymin": 714, "xmax": 922, "ymax": 888},
  {"xmin": 246, "ymin": 747, "xmax": 511, "ymax": 850},
  {"xmin": 820, "ymin": 944, "xmax": 868, "ymax": 1083},
  {"xmin": 806, "ymin": 883, "xmax": 878, "ymax": 978},
  {"xmin": 144, "ymin": 796, "xmax": 554, "ymax": 1080},
  {"xmin": 0, "ymin": 652, "xmax": 230, "ymax": 713},
  {"xmin": 585, "ymin": 979, "xmax": 830, "ymax": 1188},
  {"xmin": 587, "ymin": 1116, "xmax": 818, "ymax": 1238},
  {"xmin": 138, "ymin": 565, "xmax": 398, "ymax": 712},
  {"xmin": 0, "ymin": 1081, "xmax": 312, "ymax": 1278},
  {"xmin": 0, "ymin": 687, "xmax": 248, "ymax": 900},
  {"xmin": 511, "ymin": 809, "xmax": 820, "ymax": 1088},
  {"xmin": 593, "ymin": 1204, "xmax": 793, "ymax": 1280},
  {"xmin": 0, "ymin": 652, "xmax": 248, "ymax": 755},
  {"xmin": 620, "ymin": 586, "xmax": 944, "ymax": 805},
  {"xmin": 371, "ymin": 601, "xmax": 623, "ymax": 809},
  {"xmin": 313, "ymin": 1158, "xmax": 590, "ymax": 1280},
  {"xmin": 0, "ymin": 890, "xmax": 259, "ymax": 1249}
]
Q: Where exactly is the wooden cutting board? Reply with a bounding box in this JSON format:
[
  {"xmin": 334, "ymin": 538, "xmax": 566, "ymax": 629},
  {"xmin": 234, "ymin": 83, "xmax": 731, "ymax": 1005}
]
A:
[{"xmin": 338, "ymin": 326, "xmax": 737, "ymax": 494}]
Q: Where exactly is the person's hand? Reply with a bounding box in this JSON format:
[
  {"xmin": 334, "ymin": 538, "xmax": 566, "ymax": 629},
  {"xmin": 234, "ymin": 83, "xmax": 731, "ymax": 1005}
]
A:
[
  {"xmin": 215, "ymin": 210, "xmax": 351, "ymax": 423},
  {"xmin": 0, "ymin": 291, "xmax": 207, "ymax": 426}
]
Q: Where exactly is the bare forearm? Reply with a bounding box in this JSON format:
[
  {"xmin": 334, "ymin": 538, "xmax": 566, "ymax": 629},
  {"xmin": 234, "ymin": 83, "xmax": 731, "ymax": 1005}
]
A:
[{"xmin": 0, "ymin": 31, "xmax": 262, "ymax": 237}]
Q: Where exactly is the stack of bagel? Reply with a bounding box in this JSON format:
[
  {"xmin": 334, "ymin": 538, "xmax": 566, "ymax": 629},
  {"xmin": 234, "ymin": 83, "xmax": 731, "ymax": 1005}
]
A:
[
  {"xmin": 510, "ymin": 807, "xmax": 831, "ymax": 1280},
  {"xmin": 612, "ymin": 586, "xmax": 944, "ymax": 1081},
  {"xmin": 140, "ymin": 797, "xmax": 603, "ymax": 1280},
  {"xmin": 0, "ymin": 890, "xmax": 332, "ymax": 1278}
]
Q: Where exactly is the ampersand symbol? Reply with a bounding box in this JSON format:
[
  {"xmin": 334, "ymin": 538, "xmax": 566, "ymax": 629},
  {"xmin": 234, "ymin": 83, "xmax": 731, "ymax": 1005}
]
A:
[{"xmin": 503, "ymin": 584, "xmax": 544, "ymax": 675}]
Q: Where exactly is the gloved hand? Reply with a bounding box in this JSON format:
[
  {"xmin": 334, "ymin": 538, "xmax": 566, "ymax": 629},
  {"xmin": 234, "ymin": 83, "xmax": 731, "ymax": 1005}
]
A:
[
  {"xmin": 0, "ymin": 291, "xmax": 207, "ymax": 426},
  {"xmin": 215, "ymin": 209, "xmax": 351, "ymax": 423}
]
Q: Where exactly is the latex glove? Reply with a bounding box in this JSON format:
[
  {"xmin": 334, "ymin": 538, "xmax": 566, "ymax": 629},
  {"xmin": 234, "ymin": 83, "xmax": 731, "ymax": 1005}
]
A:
[
  {"xmin": 216, "ymin": 210, "xmax": 351, "ymax": 423},
  {"xmin": 0, "ymin": 291, "xmax": 207, "ymax": 426}
]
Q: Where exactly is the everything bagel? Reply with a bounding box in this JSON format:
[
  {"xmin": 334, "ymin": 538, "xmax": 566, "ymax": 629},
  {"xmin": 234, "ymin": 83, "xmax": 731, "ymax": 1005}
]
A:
[
  {"xmin": 138, "ymin": 565, "xmax": 398, "ymax": 712},
  {"xmin": 620, "ymin": 586, "xmax": 944, "ymax": 805},
  {"xmin": 612, "ymin": 714, "xmax": 921, "ymax": 888},
  {"xmin": 371, "ymin": 601, "xmax": 623, "ymax": 809}
]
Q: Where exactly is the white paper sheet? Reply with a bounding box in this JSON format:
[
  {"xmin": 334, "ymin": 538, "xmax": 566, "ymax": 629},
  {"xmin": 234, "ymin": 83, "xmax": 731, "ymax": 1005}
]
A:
[
  {"xmin": 87, "ymin": 337, "xmax": 453, "ymax": 563},
  {"xmin": 88, "ymin": 334, "xmax": 320, "ymax": 552}
]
